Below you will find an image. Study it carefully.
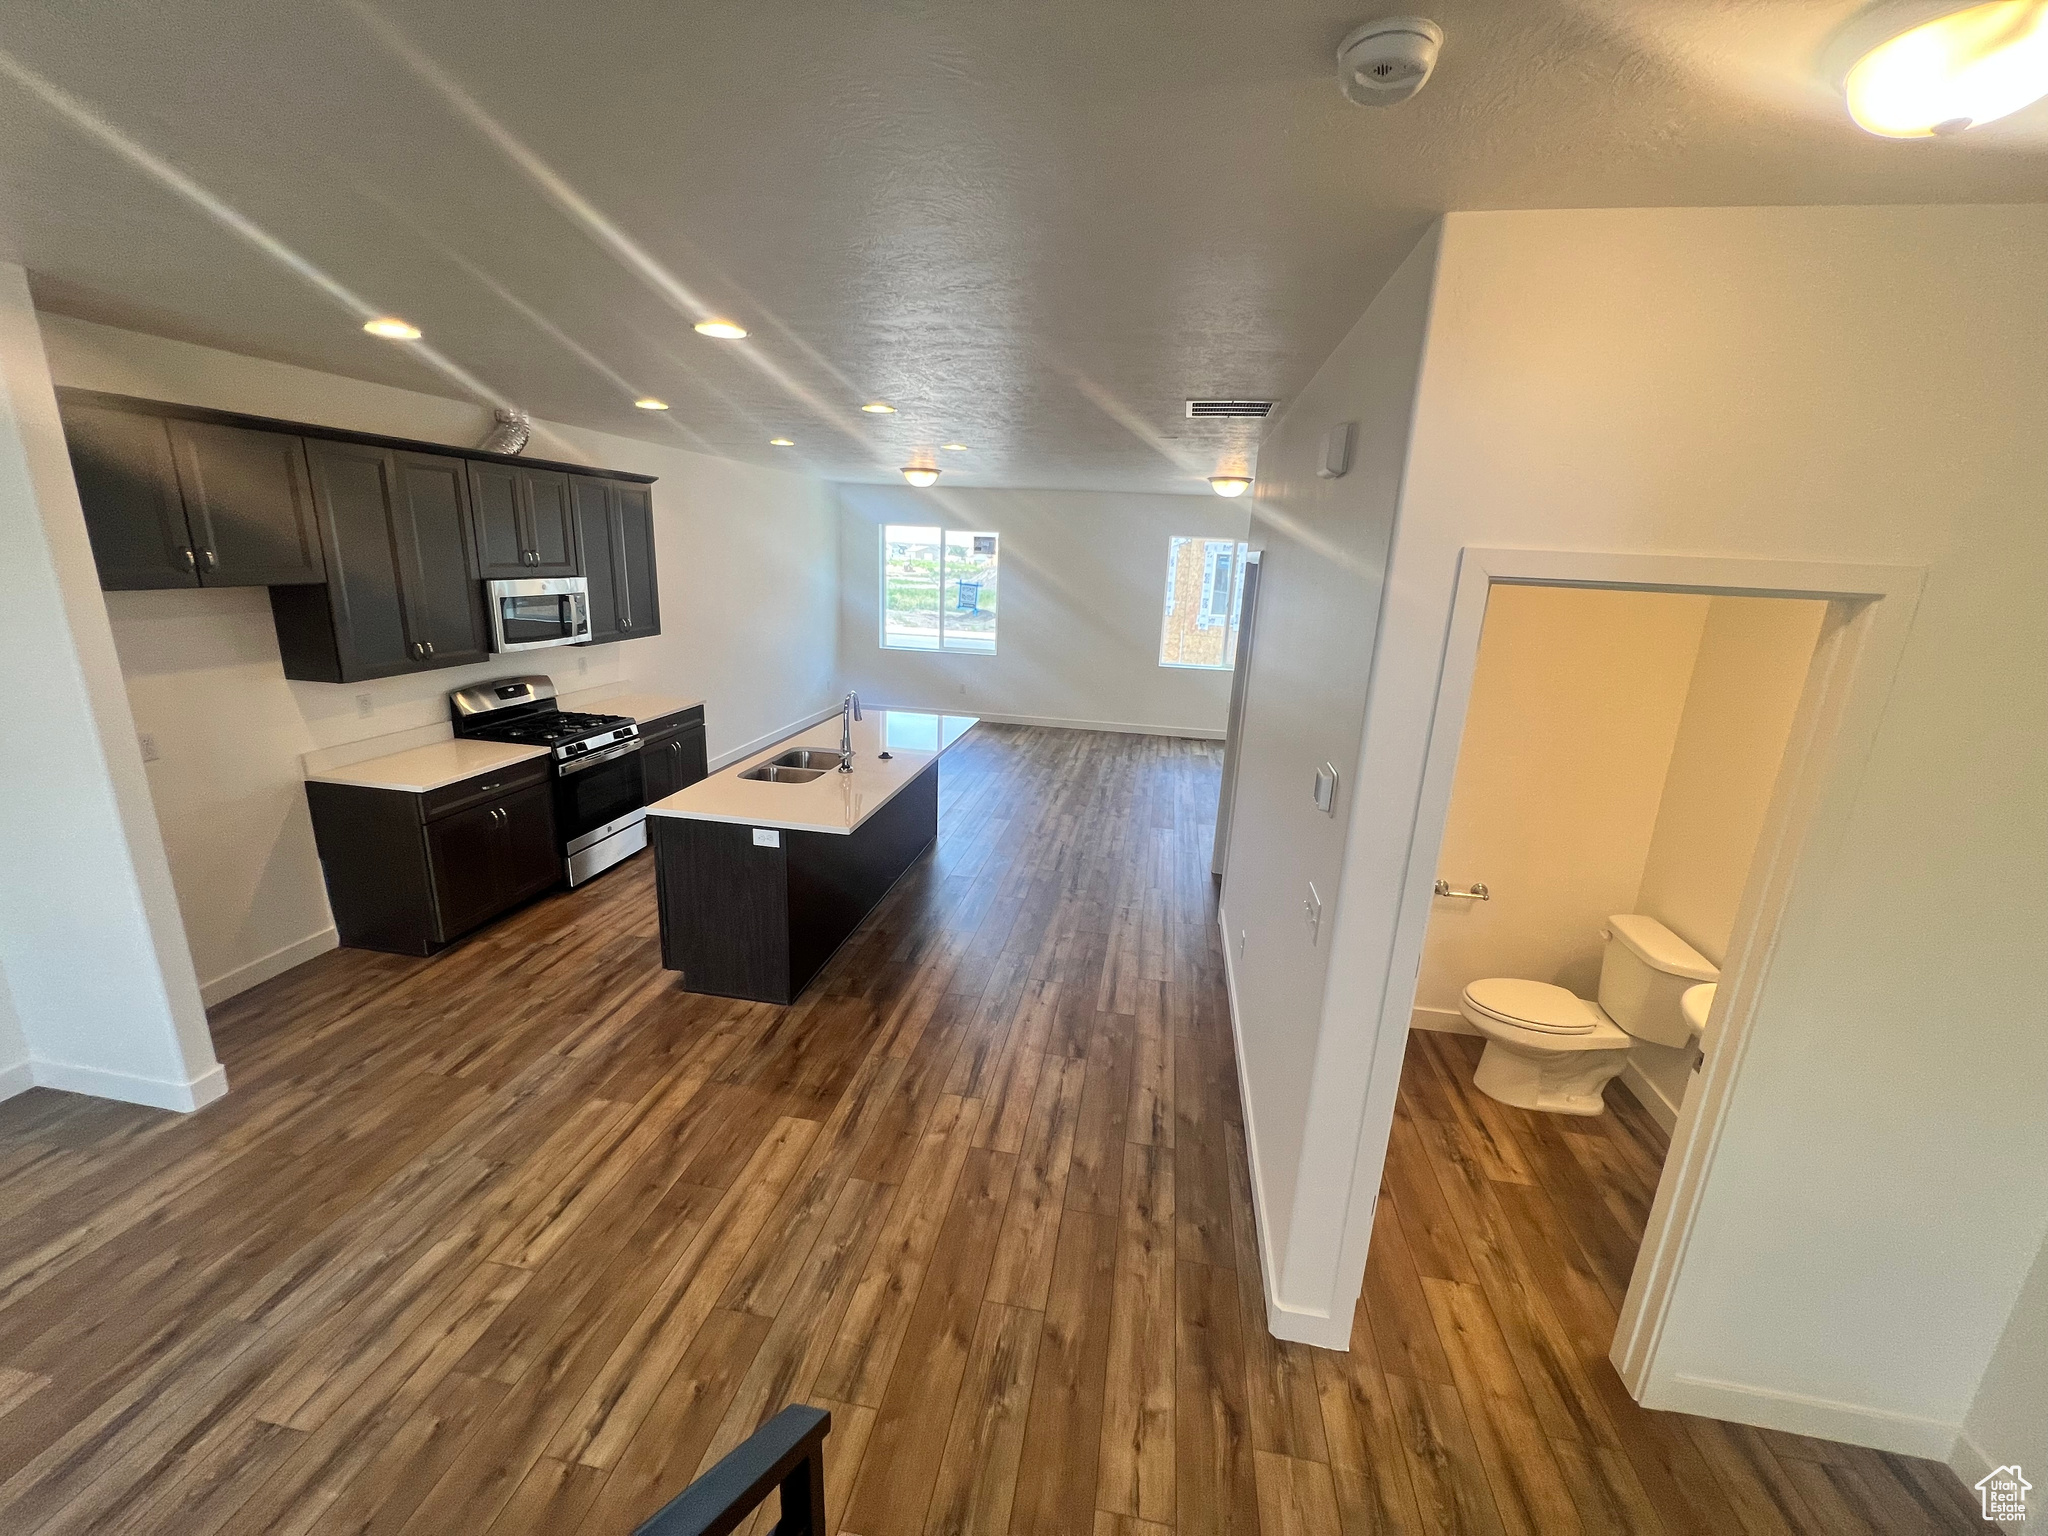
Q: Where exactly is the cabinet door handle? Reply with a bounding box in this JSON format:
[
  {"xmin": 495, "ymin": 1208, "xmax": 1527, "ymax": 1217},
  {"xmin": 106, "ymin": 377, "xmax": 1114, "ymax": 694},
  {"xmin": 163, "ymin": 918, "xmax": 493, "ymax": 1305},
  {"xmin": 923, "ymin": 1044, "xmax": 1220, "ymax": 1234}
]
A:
[
  {"xmin": 424, "ymin": 640, "xmax": 435, "ymax": 656},
  {"xmin": 181, "ymin": 547, "xmax": 198, "ymax": 572},
  {"xmin": 199, "ymin": 548, "xmax": 217, "ymax": 571}
]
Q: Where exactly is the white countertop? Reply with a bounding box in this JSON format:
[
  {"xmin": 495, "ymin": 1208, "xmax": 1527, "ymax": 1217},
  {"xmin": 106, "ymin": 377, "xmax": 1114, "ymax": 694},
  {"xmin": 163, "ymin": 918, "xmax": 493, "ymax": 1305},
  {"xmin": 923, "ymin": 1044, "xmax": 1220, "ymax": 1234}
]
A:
[
  {"xmin": 646, "ymin": 710, "xmax": 977, "ymax": 835},
  {"xmin": 305, "ymin": 737, "xmax": 550, "ymax": 794}
]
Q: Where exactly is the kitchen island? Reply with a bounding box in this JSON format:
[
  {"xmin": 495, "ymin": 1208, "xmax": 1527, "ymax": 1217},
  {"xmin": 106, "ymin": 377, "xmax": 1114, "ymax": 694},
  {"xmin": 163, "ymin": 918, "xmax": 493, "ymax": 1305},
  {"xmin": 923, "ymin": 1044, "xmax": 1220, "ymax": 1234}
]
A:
[{"xmin": 645, "ymin": 708, "xmax": 977, "ymax": 1003}]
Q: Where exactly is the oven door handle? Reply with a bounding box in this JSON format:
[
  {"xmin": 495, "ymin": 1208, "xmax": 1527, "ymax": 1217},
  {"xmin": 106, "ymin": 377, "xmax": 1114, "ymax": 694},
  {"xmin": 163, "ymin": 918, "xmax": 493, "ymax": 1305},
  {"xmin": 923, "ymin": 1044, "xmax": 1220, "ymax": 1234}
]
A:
[{"xmin": 559, "ymin": 738, "xmax": 643, "ymax": 775}]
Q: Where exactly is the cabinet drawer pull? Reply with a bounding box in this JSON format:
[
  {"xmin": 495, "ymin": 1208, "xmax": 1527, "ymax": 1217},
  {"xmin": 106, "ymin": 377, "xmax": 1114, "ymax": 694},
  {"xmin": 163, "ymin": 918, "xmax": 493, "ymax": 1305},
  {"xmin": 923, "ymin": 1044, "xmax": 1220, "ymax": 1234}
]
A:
[{"xmin": 480, "ymin": 781, "xmax": 503, "ymax": 792}]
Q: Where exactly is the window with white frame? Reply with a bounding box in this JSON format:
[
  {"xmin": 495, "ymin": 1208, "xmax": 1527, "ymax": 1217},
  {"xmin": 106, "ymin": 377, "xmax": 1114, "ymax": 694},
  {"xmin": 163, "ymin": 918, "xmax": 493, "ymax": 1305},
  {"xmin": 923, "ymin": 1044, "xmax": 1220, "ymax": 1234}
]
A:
[
  {"xmin": 1159, "ymin": 536, "xmax": 1246, "ymax": 669},
  {"xmin": 881, "ymin": 526, "xmax": 998, "ymax": 652}
]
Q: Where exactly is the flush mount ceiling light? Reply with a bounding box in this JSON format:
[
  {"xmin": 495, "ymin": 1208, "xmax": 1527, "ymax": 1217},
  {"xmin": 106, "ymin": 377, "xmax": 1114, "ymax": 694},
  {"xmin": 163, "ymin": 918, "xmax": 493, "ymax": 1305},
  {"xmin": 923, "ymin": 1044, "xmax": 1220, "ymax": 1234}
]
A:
[
  {"xmin": 1845, "ymin": 1, "xmax": 2048, "ymax": 136},
  {"xmin": 693, "ymin": 319, "xmax": 748, "ymax": 339},
  {"xmin": 769, "ymin": 437, "xmax": 795, "ymax": 447},
  {"xmin": 634, "ymin": 397, "xmax": 669, "ymax": 410},
  {"xmin": 941, "ymin": 442, "xmax": 970, "ymax": 451},
  {"xmin": 363, "ymin": 316, "xmax": 421, "ymax": 339},
  {"xmin": 901, "ymin": 465, "xmax": 940, "ymax": 487},
  {"xmin": 862, "ymin": 401, "xmax": 898, "ymax": 414},
  {"xmin": 1208, "ymin": 475, "xmax": 1253, "ymax": 498}
]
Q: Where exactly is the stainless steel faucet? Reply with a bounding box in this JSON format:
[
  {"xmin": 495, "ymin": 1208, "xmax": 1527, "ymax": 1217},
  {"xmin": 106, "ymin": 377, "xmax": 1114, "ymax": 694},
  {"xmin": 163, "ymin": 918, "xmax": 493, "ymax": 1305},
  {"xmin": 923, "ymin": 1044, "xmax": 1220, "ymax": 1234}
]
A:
[{"xmin": 838, "ymin": 691, "xmax": 862, "ymax": 772}]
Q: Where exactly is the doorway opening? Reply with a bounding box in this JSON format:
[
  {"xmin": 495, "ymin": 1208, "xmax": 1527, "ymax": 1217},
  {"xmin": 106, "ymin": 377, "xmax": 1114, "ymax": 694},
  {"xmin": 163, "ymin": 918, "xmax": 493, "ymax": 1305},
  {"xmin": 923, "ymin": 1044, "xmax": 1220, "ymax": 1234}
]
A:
[
  {"xmin": 1393, "ymin": 583, "xmax": 1826, "ymax": 1358},
  {"xmin": 1365, "ymin": 549, "xmax": 1923, "ymax": 1412}
]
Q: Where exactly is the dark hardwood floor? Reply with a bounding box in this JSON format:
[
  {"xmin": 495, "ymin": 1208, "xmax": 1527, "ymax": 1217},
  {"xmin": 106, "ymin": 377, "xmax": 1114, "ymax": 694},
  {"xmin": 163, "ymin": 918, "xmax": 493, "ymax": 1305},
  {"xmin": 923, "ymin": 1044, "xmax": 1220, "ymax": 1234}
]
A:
[{"xmin": 0, "ymin": 724, "xmax": 1982, "ymax": 1534}]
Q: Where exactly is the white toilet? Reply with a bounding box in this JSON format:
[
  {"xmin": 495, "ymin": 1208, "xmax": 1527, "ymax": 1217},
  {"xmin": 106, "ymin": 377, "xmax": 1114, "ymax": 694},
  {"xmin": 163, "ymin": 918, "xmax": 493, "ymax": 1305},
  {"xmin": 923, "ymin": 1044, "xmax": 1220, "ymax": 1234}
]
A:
[{"xmin": 1458, "ymin": 914, "xmax": 1718, "ymax": 1116}]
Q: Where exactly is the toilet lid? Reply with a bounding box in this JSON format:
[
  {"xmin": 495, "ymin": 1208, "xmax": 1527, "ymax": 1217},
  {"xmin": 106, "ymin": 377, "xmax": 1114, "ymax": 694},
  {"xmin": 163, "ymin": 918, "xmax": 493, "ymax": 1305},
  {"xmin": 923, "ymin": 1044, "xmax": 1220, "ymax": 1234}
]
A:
[{"xmin": 1463, "ymin": 978, "xmax": 1599, "ymax": 1035}]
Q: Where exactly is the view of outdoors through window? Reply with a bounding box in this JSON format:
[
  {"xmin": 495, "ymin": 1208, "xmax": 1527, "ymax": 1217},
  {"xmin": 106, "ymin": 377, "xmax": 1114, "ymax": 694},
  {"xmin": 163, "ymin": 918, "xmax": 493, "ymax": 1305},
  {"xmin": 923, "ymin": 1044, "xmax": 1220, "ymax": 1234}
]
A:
[
  {"xmin": 882, "ymin": 525, "xmax": 999, "ymax": 652},
  {"xmin": 1159, "ymin": 536, "xmax": 1247, "ymax": 668}
]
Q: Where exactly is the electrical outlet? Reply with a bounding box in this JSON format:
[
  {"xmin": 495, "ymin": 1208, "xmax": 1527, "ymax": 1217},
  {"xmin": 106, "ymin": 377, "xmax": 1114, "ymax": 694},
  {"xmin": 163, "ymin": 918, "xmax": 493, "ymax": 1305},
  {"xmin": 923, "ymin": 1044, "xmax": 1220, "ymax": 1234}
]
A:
[
  {"xmin": 1238, "ymin": 928, "xmax": 1247, "ymax": 962},
  {"xmin": 957, "ymin": 682, "xmax": 967, "ymax": 696},
  {"xmin": 354, "ymin": 692, "xmax": 374, "ymax": 719},
  {"xmin": 137, "ymin": 732, "xmax": 160, "ymax": 763},
  {"xmin": 578, "ymin": 653, "xmax": 589, "ymax": 673},
  {"xmin": 1304, "ymin": 882, "xmax": 1322, "ymax": 943}
]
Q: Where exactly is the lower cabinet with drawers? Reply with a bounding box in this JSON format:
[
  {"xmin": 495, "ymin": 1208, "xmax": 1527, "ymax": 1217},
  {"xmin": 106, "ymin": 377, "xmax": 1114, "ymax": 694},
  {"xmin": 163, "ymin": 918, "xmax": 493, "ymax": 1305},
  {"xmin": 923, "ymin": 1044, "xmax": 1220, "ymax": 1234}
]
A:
[{"xmin": 306, "ymin": 758, "xmax": 560, "ymax": 955}]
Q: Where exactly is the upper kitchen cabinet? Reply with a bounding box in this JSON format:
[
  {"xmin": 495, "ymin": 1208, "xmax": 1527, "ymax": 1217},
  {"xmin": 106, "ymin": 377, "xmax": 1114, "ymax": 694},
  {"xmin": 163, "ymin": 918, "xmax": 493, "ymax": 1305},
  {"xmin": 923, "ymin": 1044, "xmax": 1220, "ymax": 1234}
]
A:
[
  {"xmin": 271, "ymin": 441, "xmax": 490, "ymax": 682},
  {"xmin": 571, "ymin": 476, "xmax": 662, "ymax": 645},
  {"xmin": 469, "ymin": 463, "xmax": 578, "ymax": 578},
  {"xmin": 60, "ymin": 392, "xmax": 324, "ymax": 589},
  {"xmin": 165, "ymin": 419, "xmax": 325, "ymax": 586}
]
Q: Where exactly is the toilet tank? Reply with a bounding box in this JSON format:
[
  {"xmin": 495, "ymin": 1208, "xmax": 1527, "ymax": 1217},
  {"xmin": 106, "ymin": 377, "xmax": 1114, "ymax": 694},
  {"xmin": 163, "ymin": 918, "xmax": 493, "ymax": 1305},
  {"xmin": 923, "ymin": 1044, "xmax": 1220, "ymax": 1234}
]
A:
[{"xmin": 1597, "ymin": 914, "xmax": 1719, "ymax": 1048}]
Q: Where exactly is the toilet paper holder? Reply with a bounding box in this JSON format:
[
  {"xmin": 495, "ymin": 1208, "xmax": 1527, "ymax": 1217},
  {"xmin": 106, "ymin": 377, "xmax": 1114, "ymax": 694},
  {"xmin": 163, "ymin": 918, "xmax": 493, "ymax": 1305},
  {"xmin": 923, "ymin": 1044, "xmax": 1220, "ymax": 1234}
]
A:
[{"xmin": 1434, "ymin": 879, "xmax": 1490, "ymax": 900}]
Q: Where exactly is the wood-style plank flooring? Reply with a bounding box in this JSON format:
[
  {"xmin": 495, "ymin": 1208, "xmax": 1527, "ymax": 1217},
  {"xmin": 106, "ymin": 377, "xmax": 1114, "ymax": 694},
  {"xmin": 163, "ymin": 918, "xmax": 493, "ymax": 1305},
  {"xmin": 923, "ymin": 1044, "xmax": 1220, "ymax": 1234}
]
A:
[{"xmin": 0, "ymin": 724, "xmax": 1982, "ymax": 1534}]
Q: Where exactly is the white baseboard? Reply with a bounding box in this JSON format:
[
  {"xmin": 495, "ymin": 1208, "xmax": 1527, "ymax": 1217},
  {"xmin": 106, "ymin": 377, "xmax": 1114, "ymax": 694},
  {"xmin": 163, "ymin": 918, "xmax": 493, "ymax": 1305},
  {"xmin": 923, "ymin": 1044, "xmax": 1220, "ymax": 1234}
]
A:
[
  {"xmin": 27, "ymin": 1058, "xmax": 229, "ymax": 1114},
  {"xmin": 1410, "ymin": 1005, "xmax": 1478, "ymax": 1035},
  {"xmin": 0, "ymin": 1058, "xmax": 32, "ymax": 1105},
  {"xmin": 1949, "ymin": 1430, "xmax": 2026, "ymax": 1533},
  {"xmin": 1216, "ymin": 899, "xmax": 1350, "ymax": 1351},
  {"xmin": 200, "ymin": 926, "xmax": 339, "ymax": 1008},
  {"xmin": 1620, "ymin": 1059, "xmax": 1681, "ymax": 1133},
  {"xmin": 1651, "ymin": 1373, "xmax": 1961, "ymax": 1461},
  {"xmin": 710, "ymin": 705, "xmax": 843, "ymax": 771}
]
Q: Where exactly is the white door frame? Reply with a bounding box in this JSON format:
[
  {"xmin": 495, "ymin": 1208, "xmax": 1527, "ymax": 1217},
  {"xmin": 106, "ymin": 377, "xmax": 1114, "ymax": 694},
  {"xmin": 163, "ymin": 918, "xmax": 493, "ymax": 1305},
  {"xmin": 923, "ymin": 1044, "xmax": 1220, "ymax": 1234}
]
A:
[{"xmin": 1389, "ymin": 547, "xmax": 1923, "ymax": 1403}]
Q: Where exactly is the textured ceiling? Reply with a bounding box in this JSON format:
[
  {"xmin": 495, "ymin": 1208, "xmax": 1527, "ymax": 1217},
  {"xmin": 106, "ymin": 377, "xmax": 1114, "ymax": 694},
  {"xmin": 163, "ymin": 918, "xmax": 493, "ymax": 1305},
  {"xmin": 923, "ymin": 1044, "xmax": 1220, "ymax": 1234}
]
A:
[{"xmin": 0, "ymin": 1, "xmax": 2042, "ymax": 492}]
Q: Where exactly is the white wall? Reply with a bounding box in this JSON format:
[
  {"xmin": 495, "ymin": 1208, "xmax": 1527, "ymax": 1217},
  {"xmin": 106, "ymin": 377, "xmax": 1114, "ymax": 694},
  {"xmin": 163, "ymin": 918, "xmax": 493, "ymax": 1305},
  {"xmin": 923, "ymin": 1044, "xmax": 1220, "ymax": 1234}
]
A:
[
  {"xmin": 1234, "ymin": 205, "xmax": 2047, "ymax": 1455},
  {"xmin": 1414, "ymin": 585, "xmax": 1708, "ymax": 1016},
  {"xmin": 1635, "ymin": 596, "xmax": 1828, "ymax": 970},
  {"xmin": 1214, "ymin": 226, "xmax": 1439, "ymax": 1336},
  {"xmin": 837, "ymin": 484, "xmax": 1242, "ymax": 736},
  {"xmin": 0, "ymin": 268, "xmax": 223, "ymax": 1110},
  {"xmin": 1956, "ymin": 1227, "xmax": 2048, "ymax": 1526},
  {"xmin": 43, "ymin": 314, "xmax": 841, "ymax": 1007}
]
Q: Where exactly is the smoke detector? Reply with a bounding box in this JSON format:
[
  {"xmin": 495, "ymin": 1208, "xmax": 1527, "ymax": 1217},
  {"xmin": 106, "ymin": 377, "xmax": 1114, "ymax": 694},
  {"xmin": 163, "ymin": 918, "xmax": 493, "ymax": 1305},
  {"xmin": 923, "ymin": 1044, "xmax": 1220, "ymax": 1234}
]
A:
[{"xmin": 1338, "ymin": 17, "xmax": 1443, "ymax": 106}]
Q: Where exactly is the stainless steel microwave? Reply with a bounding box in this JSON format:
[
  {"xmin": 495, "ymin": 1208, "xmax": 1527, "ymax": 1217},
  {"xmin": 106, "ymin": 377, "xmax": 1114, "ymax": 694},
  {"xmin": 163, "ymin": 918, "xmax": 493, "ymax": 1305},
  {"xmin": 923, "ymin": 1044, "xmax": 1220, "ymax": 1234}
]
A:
[{"xmin": 486, "ymin": 576, "xmax": 591, "ymax": 653}]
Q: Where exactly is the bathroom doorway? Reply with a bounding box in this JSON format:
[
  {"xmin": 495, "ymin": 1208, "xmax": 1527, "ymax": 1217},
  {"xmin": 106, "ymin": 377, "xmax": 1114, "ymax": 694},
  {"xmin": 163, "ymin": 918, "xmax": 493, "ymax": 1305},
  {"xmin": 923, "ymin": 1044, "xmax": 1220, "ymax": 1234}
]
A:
[{"xmin": 1357, "ymin": 548, "xmax": 1925, "ymax": 1416}]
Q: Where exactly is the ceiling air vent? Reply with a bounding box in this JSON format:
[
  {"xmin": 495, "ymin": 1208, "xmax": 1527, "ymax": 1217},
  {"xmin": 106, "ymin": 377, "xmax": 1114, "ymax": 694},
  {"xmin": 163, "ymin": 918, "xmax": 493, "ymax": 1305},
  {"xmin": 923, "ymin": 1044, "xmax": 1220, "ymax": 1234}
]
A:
[{"xmin": 1185, "ymin": 399, "xmax": 1274, "ymax": 419}]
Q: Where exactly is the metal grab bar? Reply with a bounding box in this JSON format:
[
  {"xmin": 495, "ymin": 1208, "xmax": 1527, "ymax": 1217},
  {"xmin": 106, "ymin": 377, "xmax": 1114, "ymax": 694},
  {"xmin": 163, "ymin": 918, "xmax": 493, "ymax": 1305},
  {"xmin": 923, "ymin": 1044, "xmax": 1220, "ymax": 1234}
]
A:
[{"xmin": 1434, "ymin": 879, "xmax": 1490, "ymax": 900}]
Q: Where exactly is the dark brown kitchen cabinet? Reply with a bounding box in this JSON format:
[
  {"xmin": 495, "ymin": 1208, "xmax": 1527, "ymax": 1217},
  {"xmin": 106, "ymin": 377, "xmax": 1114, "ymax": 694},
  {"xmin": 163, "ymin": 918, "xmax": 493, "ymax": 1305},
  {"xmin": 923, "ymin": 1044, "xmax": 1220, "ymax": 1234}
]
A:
[
  {"xmin": 639, "ymin": 706, "xmax": 707, "ymax": 803},
  {"xmin": 570, "ymin": 476, "xmax": 663, "ymax": 645},
  {"xmin": 270, "ymin": 441, "xmax": 490, "ymax": 682},
  {"xmin": 59, "ymin": 394, "xmax": 324, "ymax": 589},
  {"xmin": 469, "ymin": 462, "xmax": 578, "ymax": 578},
  {"xmin": 306, "ymin": 760, "xmax": 559, "ymax": 955}
]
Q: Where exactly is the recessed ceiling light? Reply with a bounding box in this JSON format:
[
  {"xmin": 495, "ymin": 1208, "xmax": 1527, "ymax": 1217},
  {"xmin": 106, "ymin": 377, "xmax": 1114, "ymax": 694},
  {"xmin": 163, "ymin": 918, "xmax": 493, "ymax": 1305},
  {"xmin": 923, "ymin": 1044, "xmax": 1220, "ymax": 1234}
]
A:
[
  {"xmin": 941, "ymin": 443, "xmax": 970, "ymax": 451},
  {"xmin": 1846, "ymin": 1, "xmax": 2048, "ymax": 137},
  {"xmin": 694, "ymin": 319, "xmax": 748, "ymax": 339},
  {"xmin": 634, "ymin": 397, "xmax": 670, "ymax": 410},
  {"xmin": 1208, "ymin": 475, "xmax": 1253, "ymax": 498},
  {"xmin": 862, "ymin": 402, "xmax": 897, "ymax": 414},
  {"xmin": 363, "ymin": 316, "xmax": 421, "ymax": 340},
  {"xmin": 901, "ymin": 465, "xmax": 940, "ymax": 487},
  {"xmin": 769, "ymin": 437, "xmax": 795, "ymax": 447}
]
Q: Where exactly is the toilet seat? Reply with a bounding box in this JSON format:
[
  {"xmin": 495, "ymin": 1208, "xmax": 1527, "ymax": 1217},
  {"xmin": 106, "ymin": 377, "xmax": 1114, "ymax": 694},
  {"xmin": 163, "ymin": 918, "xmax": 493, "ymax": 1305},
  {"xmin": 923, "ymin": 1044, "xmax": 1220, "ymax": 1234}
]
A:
[{"xmin": 1462, "ymin": 978, "xmax": 1600, "ymax": 1035}]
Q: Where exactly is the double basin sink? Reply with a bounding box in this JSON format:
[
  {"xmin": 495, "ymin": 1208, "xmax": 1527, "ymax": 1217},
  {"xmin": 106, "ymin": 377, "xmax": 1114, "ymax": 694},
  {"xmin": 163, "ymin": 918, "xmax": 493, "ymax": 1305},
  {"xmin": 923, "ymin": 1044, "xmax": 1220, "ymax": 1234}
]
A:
[{"xmin": 737, "ymin": 748, "xmax": 842, "ymax": 784}]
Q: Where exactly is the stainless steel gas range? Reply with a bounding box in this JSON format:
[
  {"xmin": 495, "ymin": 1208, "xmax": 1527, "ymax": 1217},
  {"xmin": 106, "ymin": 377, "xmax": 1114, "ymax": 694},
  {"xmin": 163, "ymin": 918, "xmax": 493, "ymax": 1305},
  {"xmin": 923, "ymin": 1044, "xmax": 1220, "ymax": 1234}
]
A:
[{"xmin": 450, "ymin": 675, "xmax": 647, "ymax": 886}]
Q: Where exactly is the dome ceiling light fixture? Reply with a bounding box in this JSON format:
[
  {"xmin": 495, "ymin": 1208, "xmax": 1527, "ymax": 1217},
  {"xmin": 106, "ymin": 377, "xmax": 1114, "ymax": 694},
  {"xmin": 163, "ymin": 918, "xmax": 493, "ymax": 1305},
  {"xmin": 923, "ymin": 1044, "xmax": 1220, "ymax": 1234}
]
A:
[
  {"xmin": 901, "ymin": 464, "xmax": 940, "ymax": 488},
  {"xmin": 633, "ymin": 397, "xmax": 669, "ymax": 410},
  {"xmin": 693, "ymin": 319, "xmax": 748, "ymax": 339},
  {"xmin": 862, "ymin": 401, "xmax": 898, "ymax": 414},
  {"xmin": 363, "ymin": 316, "xmax": 421, "ymax": 339},
  {"xmin": 1208, "ymin": 475, "xmax": 1253, "ymax": 498},
  {"xmin": 1844, "ymin": 1, "xmax": 2048, "ymax": 137}
]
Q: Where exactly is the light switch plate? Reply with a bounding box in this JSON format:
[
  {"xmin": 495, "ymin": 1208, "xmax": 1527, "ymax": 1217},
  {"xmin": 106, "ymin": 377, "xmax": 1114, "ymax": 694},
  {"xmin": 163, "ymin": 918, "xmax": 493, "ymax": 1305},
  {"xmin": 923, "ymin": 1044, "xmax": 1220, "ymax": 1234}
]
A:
[
  {"xmin": 1318, "ymin": 421, "xmax": 1355, "ymax": 478},
  {"xmin": 137, "ymin": 732, "xmax": 160, "ymax": 763},
  {"xmin": 1313, "ymin": 762, "xmax": 1338, "ymax": 814},
  {"xmin": 1304, "ymin": 882, "xmax": 1322, "ymax": 943},
  {"xmin": 752, "ymin": 828, "xmax": 781, "ymax": 847}
]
